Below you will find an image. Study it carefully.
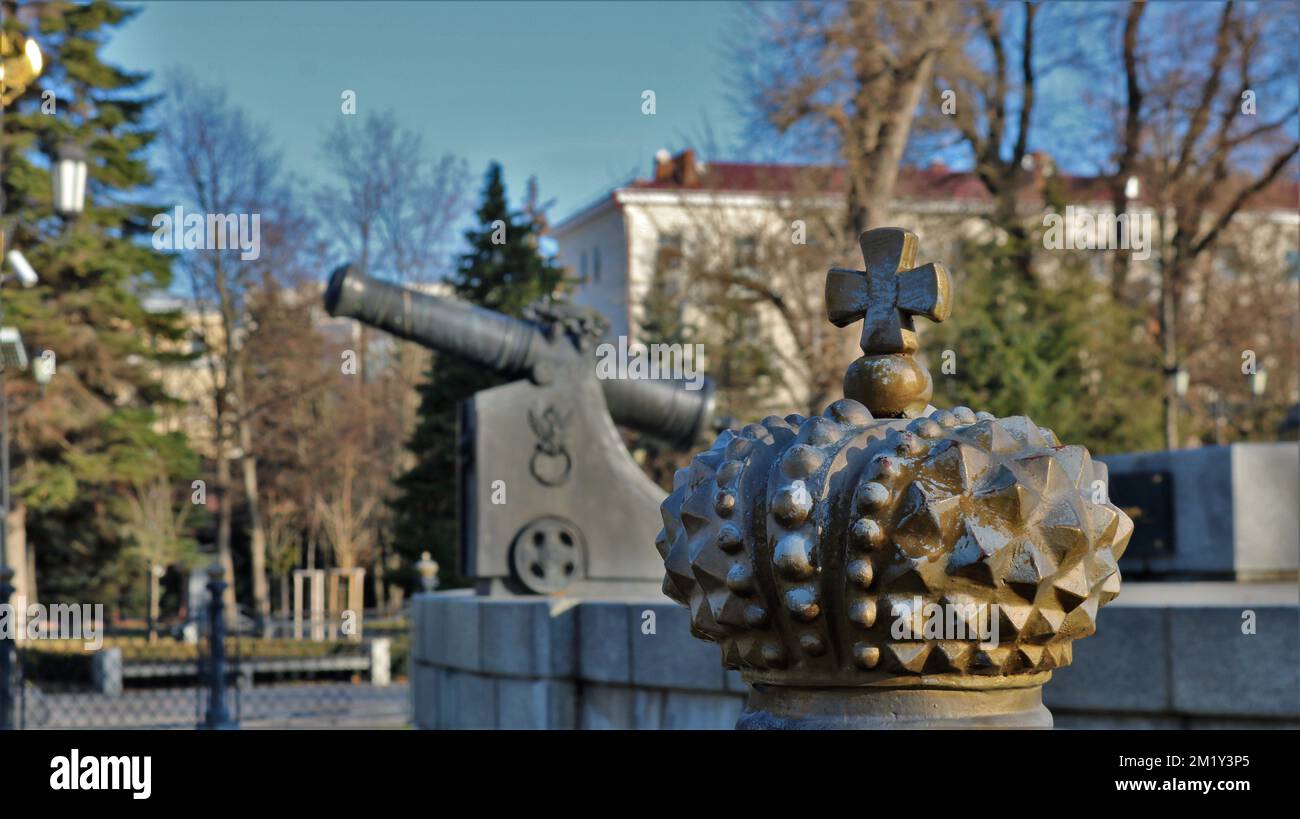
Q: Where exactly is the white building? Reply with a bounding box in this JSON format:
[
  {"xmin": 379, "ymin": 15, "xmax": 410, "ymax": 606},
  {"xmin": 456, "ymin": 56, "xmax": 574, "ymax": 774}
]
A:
[{"xmin": 552, "ymin": 148, "xmax": 1298, "ymax": 417}]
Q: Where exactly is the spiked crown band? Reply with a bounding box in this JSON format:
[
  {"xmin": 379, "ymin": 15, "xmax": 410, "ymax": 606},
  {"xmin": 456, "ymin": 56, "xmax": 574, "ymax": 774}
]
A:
[{"xmin": 656, "ymin": 228, "xmax": 1134, "ymax": 689}]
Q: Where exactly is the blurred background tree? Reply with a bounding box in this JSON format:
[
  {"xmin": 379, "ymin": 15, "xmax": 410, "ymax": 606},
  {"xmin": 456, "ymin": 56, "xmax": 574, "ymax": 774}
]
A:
[
  {"xmin": 2, "ymin": 0, "xmax": 1293, "ymax": 622},
  {"xmin": 3, "ymin": 0, "xmax": 195, "ymax": 614},
  {"xmin": 925, "ymin": 238, "xmax": 1165, "ymax": 455}
]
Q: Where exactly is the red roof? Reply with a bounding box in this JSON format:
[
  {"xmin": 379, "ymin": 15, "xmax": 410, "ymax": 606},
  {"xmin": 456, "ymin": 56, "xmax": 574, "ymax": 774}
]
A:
[{"xmin": 627, "ymin": 151, "xmax": 1298, "ymax": 212}]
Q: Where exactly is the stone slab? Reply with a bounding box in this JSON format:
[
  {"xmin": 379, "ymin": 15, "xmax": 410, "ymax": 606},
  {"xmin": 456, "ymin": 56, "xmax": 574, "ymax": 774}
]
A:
[
  {"xmin": 441, "ymin": 595, "xmax": 483, "ymax": 672},
  {"xmin": 578, "ymin": 601, "xmax": 634, "ymax": 683},
  {"xmin": 1099, "ymin": 443, "xmax": 1298, "ymax": 578},
  {"xmin": 411, "ymin": 663, "xmax": 437, "ymax": 729},
  {"xmin": 444, "ymin": 669, "xmax": 497, "ymax": 729},
  {"xmin": 1045, "ymin": 607, "xmax": 1169, "ymax": 713},
  {"xmin": 1168, "ymin": 605, "xmax": 1299, "ymax": 718},
  {"xmin": 1184, "ymin": 716, "xmax": 1300, "ymax": 730},
  {"xmin": 1052, "ymin": 713, "xmax": 1184, "ymax": 730},
  {"xmin": 1231, "ymin": 444, "xmax": 1300, "ymax": 577},
  {"xmin": 632, "ymin": 688, "xmax": 666, "ymax": 729},
  {"xmin": 578, "ymin": 684, "xmax": 636, "ymax": 730},
  {"xmin": 630, "ymin": 603, "xmax": 727, "ymax": 691},
  {"xmin": 496, "ymin": 678, "xmax": 576, "ymax": 729},
  {"xmin": 416, "ymin": 589, "xmax": 472, "ymax": 667},
  {"xmin": 479, "ymin": 597, "xmax": 577, "ymax": 678},
  {"xmin": 725, "ymin": 668, "xmax": 749, "ymax": 695},
  {"xmin": 661, "ymin": 690, "xmax": 745, "ymax": 729}
]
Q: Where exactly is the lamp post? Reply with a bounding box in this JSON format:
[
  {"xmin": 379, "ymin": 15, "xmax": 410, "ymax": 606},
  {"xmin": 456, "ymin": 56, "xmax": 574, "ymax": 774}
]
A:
[
  {"xmin": 52, "ymin": 142, "xmax": 88, "ymax": 219},
  {"xmin": 201, "ymin": 561, "xmax": 236, "ymax": 729},
  {"xmin": 0, "ymin": 27, "xmax": 61, "ymax": 728},
  {"xmin": 1250, "ymin": 369, "xmax": 1268, "ymax": 399},
  {"xmin": 0, "ymin": 18, "xmax": 44, "ymax": 734},
  {"xmin": 1173, "ymin": 364, "xmax": 1190, "ymax": 399},
  {"xmin": 0, "ymin": 284, "xmax": 33, "ymax": 733}
]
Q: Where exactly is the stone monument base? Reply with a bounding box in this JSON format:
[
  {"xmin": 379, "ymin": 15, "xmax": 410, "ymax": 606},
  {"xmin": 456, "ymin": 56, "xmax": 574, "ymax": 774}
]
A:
[
  {"xmin": 737, "ymin": 683, "xmax": 1053, "ymax": 730},
  {"xmin": 409, "ymin": 581, "xmax": 1298, "ymax": 729}
]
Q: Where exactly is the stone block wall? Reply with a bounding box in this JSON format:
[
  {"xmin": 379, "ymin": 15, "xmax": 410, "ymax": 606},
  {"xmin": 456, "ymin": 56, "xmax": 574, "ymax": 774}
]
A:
[{"xmin": 410, "ymin": 582, "xmax": 1299, "ymax": 729}]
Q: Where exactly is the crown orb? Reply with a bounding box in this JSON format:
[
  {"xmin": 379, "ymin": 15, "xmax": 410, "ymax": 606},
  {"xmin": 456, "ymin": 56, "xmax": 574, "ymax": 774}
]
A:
[{"xmin": 844, "ymin": 353, "xmax": 933, "ymax": 418}]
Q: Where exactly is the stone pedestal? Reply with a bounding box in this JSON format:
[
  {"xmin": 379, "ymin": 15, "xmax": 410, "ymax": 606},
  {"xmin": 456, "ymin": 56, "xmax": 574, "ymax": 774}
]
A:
[
  {"xmin": 738, "ymin": 683, "xmax": 1053, "ymax": 730},
  {"xmin": 1100, "ymin": 442, "xmax": 1299, "ymax": 580},
  {"xmin": 408, "ymin": 582, "xmax": 1299, "ymax": 729}
]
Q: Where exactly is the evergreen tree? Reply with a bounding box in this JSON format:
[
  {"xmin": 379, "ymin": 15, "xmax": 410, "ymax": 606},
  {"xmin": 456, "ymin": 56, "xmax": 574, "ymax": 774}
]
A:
[
  {"xmin": 389, "ymin": 163, "xmax": 564, "ymax": 589},
  {"xmin": 2, "ymin": 1, "xmax": 194, "ymax": 609},
  {"xmin": 924, "ymin": 239, "xmax": 1164, "ymax": 456}
]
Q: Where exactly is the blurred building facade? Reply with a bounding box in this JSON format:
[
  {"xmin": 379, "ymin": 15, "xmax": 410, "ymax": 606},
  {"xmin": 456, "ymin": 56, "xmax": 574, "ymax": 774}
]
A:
[{"xmin": 553, "ymin": 149, "xmax": 1299, "ymax": 422}]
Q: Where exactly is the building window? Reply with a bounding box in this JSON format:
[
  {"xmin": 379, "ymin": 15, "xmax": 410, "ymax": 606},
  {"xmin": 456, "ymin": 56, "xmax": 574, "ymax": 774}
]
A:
[
  {"xmin": 645, "ymin": 233, "xmax": 688, "ymax": 342},
  {"xmin": 656, "ymin": 233, "xmax": 684, "ymax": 276},
  {"xmin": 580, "ymin": 250, "xmax": 588, "ymax": 281},
  {"xmin": 734, "ymin": 235, "xmax": 758, "ymax": 280},
  {"xmin": 593, "ymin": 245, "xmax": 602, "ymax": 283}
]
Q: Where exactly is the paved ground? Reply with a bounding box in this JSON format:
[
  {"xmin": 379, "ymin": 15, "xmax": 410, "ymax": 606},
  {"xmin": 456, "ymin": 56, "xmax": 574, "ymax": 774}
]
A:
[{"xmin": 21, "ymin": 682, "xmax": 410, "ymax": 729}]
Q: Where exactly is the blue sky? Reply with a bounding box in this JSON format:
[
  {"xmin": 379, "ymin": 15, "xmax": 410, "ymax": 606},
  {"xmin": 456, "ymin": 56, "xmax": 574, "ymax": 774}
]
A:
[{"xmin": 104, "ymin": 0, "xmax": 748, "ymax": 221}]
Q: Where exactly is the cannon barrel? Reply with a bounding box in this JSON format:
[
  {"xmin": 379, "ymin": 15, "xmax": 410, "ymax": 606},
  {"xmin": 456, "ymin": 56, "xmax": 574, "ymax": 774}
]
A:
[{"xmin": 323, "ymin": 265, "xmax": 714, "ymax": 448}]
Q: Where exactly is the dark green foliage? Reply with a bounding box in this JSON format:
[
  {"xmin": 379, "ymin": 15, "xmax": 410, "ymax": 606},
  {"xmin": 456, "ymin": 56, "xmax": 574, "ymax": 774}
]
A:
[
  {"xmin": 925, "ymin": 239, "xmax": 1164, "ymax": 455},
  {"xmin": 3, "ymin": 1, "xmax": 196, "ymax": 608}
]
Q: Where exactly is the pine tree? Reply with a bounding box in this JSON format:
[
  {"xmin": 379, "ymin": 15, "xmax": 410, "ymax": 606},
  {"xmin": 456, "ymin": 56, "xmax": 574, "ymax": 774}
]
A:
[
  {"xmin": 924, "ymin": 239, "xmax": 1164, "ymax": 455},
  {"xmin": 2, "ymin": 1, "xmax": 194, "ymax": 608},
  {"xmin": 389, "ymin": 163, "xmax": 564, "ymax": 590}
]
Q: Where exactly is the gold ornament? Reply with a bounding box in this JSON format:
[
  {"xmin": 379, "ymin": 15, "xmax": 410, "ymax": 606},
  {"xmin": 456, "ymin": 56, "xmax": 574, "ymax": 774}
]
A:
[{"xmin": 656, "ymin": 228, "xmax": 1133, "ymax": 728}]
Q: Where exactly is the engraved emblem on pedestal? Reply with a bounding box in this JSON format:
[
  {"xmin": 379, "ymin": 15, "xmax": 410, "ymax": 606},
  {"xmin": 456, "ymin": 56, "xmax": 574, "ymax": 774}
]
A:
[{"xmin": 528, "ymin": 404, "xmax": 573, "ymax": 486}]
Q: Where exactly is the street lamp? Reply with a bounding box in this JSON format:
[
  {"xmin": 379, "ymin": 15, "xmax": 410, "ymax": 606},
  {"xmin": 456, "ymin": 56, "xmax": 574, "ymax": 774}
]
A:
[
  {"xmin": 32, "ymin": 349, "xmax": 54, "ymax": 394},
  {"xmin": 1124, "ymin": 175, "xmax": 1140, "ymax": 200},
  {"xmin": 3, "ymin": 249, "xmax": 38, "ymax": 288},
  {"xmin": 52, "ymin": 142, "xmax": 88, "ymax": 218}
]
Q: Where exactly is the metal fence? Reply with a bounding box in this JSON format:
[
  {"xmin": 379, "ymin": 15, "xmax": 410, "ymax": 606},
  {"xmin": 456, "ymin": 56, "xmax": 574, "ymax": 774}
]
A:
[{"xmin": 0, "ymin": 569, "xmax": 409, "ymax": 730}]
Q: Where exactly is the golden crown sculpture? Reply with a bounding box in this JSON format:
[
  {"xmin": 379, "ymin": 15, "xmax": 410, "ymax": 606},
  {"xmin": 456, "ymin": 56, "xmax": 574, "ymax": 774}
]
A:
[{"xmin": 656, "ymin": 228, "xmax": 1133, "ymax": 729}]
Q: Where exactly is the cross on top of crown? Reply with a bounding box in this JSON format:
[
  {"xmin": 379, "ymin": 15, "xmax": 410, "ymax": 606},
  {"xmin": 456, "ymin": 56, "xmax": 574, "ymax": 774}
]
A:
[
  {"xmin": 825, "ymin": 228, "xmax": 954, "ymax": 418},
  {"xmin": 826, "ymin": 228, "xmax": 952, "ymax": 355}
]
